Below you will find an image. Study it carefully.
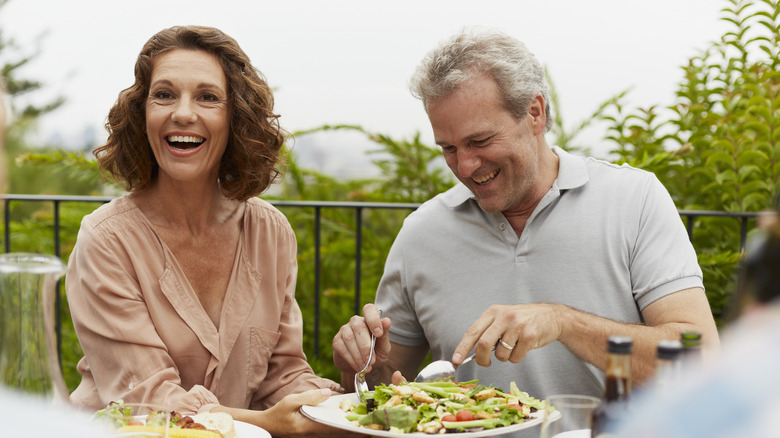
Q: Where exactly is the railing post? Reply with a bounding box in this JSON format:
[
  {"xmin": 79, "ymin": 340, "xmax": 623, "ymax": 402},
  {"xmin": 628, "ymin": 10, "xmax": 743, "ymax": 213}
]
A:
[
  {"xmin": 313, "ymin": 206, "xmax": 321, "ymax": 359},
  {"xmin": 686, "ymin": 215, "xmax": 695, "ymax": 241},
  {"xmin": 3, "ymin": 199, "xmax": 10, "ymax": 253},
  {"xmin": 354, "ymin": 207, "xmax": 363, "ymax": 316},
  {"xmin": 54, "ymin": 200, "xmax": 63, "ymax": 369},
  {"xmin": 740, "ymin": 217, "xmax": 748, "ymax": 253}
]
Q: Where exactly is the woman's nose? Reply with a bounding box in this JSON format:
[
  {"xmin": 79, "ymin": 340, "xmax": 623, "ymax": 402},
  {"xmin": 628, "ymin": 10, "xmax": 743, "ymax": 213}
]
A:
[{"xmin": 171, "ymin": 99, "xmax": 197, "ymax": 124}]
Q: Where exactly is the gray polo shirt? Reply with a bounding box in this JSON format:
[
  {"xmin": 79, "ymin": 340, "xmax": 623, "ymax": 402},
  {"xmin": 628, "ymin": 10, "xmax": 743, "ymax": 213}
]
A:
[{"xmin": 376, "ymin": 146, "xmax": 703, "ymax": 401}]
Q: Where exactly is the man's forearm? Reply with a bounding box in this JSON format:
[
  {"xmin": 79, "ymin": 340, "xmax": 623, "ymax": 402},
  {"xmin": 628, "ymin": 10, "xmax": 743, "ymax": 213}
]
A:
[{"xmin": 556, "ymin": 288, "xmax": 720, "ymax": 384}]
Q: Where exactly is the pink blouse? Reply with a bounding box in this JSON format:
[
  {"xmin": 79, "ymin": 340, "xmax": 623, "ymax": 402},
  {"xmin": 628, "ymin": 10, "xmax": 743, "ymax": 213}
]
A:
[{"xmin": 66, "ymin": 196, "xmax": 340, "ymax": 414}]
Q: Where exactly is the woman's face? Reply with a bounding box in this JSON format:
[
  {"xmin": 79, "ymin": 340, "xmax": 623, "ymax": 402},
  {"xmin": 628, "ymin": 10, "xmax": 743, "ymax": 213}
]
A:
[{"xmin": 145, "ymin": 48, "xmax": 230, "ymax": 187}]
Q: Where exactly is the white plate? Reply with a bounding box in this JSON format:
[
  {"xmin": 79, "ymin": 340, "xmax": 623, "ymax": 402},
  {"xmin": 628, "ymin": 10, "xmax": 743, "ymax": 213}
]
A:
[
  {"xmin": 124, "ymin": 417, "xmax": 269, "ymax": 438},
  {"xmin": 301, "ymin": 393, "xmax": 548, "ymax": 437},
  {"xmin": 234, "ymin": 420, "xmax": 271, "ymax": 438}
]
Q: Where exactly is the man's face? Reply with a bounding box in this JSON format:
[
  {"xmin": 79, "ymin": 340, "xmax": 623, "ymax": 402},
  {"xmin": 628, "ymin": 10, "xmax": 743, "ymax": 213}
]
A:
[{"xmin": 428, "ymin": 74, "xmax": 548, "ymax": 214}]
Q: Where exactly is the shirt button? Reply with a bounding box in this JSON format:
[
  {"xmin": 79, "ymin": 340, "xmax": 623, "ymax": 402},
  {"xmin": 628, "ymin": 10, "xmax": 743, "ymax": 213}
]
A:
[{"xmin": 499, "ymin": 223, "xmax": 506, "ymax": 231}]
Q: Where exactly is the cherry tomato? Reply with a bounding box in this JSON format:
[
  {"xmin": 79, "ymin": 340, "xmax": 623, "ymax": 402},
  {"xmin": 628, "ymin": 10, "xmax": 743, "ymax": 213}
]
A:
[
  {"xmin": 456, "ymin": 409, "xmax": 475, "ymax": 422},
  {"xmin": 441, "ymin": 414, "xmax": 457, "ymax": 422}
]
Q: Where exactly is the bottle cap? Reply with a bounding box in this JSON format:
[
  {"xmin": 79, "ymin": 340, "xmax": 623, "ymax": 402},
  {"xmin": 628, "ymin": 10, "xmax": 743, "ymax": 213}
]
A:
[
  {"xmin": 607, "ymin": 335, "xmax": 633, "ymax": 354},
  {"xmin": 680, "ymin": 331, "xmax": 702, "ymax": 348},
  {"xmin": 656, "ymin": 339, "xmax": 683, "ymax": 360}
]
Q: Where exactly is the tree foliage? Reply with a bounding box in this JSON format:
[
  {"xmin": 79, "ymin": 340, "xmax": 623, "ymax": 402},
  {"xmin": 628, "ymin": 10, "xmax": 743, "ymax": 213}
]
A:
[{"xmin": 598, "ymin": 0, "xmax": 779, "ymax": 321}]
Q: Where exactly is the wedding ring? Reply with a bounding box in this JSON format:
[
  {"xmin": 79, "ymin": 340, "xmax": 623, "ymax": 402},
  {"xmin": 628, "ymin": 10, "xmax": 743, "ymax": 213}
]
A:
[{"xmin": 499, "ymin": 338, "xmax": 515, "ymax": 350}]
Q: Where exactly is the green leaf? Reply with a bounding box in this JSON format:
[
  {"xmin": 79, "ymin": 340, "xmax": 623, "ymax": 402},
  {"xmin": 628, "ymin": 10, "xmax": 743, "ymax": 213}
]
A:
[
  {"xmin": 736, "ymin": 149, "xmax": 769, "ymax": 167},
  {"xmin": 741, "ymin": 192, "xmax": 770, "ymax": 211},
  {"xmin": 358, "ymin": 408, "xmax": 419, "ymax": 433},
  {"xmin": 706, "ymin": 151, "xmax": 736, "ymax": 168},
  {"xmin": 738, "ymin": 179, "xmax": 770, "ymax": 199},
  {"xmin": 737, "ymin": 164, "xmax": 764, "ymax": 182}
]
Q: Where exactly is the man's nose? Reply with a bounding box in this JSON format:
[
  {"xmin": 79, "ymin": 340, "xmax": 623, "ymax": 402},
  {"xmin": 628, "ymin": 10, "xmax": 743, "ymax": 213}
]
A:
[{"xmin": 457, "ymin": 147, "xmax": 481, "ymax": 177}]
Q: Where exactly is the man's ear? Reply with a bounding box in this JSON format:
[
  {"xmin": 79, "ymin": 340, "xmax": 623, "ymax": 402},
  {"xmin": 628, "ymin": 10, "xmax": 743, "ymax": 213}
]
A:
[{"xmin": 528, "ymin": 94, "xmax": 546, "ymax": 135}]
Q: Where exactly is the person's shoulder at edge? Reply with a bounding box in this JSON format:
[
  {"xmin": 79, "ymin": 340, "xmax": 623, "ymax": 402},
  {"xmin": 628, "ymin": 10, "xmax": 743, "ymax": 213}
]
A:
[
  {"xmin": 569, "ymin": 149, "xmax": 662, "ymax": 197},
  {"xmin": 582, "ymin": 154, "xmax": 657, "ymax": 179},
  {"xmin": 246, "ymin": 196, "xmax": 293, "ymax": 228},
  {"xmin": 77, "ymin": 195, "xmax": 141, "ymax": 233},
  {"xmin": 395, "ymin": 183, "xmax": 471, "ymax": 233}
]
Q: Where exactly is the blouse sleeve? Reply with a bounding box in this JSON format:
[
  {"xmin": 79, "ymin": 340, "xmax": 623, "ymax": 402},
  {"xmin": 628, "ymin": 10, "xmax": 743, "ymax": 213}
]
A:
[{"xmin": 66, "ymin": 219, "xmax": 220, "ymax": 414}]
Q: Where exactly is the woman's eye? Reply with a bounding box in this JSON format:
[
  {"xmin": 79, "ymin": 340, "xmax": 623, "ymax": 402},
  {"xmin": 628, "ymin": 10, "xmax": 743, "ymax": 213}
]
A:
[
  {"xmin": 200, "ymin": 93, "xmax": 219, "ymax": 102},
  {"xmin": 153, "ymin": 90, "xmax": 174, "ymax": 100}
]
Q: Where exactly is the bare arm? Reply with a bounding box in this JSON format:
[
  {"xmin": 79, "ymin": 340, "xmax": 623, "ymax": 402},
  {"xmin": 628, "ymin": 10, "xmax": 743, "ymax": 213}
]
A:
[
  {"xmin": 557, "ymin": 287, "xmax": 719, "ymax": 383},
  {"xmin": 454, "ymin": 287, "xmax": 720, "ymax": 385}
]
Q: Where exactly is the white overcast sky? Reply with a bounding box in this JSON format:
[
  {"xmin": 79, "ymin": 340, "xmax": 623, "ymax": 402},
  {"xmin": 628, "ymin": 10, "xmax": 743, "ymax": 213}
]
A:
[{"xmin": 0, "ymin": 0, "xmax": 727, "ymax": 159}]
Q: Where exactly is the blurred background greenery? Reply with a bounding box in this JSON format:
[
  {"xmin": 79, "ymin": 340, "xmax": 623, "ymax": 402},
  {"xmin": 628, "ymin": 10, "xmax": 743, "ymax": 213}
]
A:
[{"xmin": 1, "ymin": 0, "xmax": 778, "ymax": 389}]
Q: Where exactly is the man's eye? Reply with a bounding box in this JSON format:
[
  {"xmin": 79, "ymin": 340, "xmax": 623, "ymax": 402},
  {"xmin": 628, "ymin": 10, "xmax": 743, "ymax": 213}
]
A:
[
  {"xmin": 441, "ymin": 146, "xmax": 456, "ymax": 154},
  {"xmin": 474, "ymin": 136, "xmax": 493, "ymax": 146}
]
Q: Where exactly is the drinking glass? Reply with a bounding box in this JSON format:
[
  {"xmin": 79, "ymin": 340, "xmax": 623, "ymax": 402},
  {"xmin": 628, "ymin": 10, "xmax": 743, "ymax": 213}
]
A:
[
  {"xmin": 540, "ymin": 394, "xmax": 600, "ymax": 438},
  {"xmin": 0, "ymin": 253, "xmax": 68, "ymax": 402}
]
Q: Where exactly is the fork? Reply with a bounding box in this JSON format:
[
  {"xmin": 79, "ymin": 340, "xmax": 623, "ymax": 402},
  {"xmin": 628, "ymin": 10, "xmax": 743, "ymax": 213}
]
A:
[{"xmin": 354, "ymin": 309, "xmax": 382, "ymax": 401}]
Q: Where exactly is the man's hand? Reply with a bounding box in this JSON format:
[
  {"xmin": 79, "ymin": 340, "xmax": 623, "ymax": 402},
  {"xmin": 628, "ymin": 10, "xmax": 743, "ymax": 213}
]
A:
[
  {"xmin": 332, "ymin": 303, "xmax": 392, "ymax": 389},
  {"xmin": 452, "ymin": 303, "xmax": 564, "ymax": 367}
]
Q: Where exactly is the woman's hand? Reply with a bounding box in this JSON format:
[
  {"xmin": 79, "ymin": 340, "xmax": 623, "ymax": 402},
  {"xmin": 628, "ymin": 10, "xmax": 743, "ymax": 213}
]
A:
[{"xmin": 240, "ymin": 388, "xmax": 361, "ymax": 437}]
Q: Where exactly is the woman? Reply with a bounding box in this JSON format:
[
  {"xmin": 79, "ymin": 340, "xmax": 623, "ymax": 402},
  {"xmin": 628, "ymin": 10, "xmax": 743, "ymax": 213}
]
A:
[{"xmin": 66, "ymin": 26, "xmax": 345, "ymax": 436}]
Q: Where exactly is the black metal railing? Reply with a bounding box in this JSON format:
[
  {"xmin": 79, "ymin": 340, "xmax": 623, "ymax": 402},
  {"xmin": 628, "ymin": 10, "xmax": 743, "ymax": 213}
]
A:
[{"xmin": 0, "ymin": 194, "xmax": 760, "ymax": 361}]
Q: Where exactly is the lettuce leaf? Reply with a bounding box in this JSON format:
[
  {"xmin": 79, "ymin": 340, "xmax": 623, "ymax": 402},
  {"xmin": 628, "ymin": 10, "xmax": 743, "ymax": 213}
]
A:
[{"xmin": 357, "ymin": 407, "xmax": 419, "ymax": 433}]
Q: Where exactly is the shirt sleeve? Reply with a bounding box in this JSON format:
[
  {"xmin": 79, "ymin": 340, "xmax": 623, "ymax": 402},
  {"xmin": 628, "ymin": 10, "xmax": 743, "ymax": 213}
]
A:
[
  {"xmin": 375, "ymin": 216, "xmax": 429, "ymax": 347},
  {"xmin": 66, "ymin": 220, "xmax": 220, "ymax": 414},
  {"xmin": 630, "ymin": 174, "xmax": 704, "ymax": 310}
]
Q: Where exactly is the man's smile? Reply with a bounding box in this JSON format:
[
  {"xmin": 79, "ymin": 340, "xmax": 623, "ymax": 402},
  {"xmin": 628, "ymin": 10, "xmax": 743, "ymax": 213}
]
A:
[{"xmin": 473, "ymin": 169, "xmax": 499, "ymax": 185}]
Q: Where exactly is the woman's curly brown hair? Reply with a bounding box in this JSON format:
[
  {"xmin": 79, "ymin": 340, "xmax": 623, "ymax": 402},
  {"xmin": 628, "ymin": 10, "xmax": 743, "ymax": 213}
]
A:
[{"xmin": 94, "ymin": 25, "xmax": 286, "ymax": 201}]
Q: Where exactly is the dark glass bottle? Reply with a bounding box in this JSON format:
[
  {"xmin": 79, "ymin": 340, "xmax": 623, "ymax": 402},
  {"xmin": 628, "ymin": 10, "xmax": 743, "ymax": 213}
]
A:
[{"xmin": 591, "ymin": 336, "xmax": 632, "ymax": 438}]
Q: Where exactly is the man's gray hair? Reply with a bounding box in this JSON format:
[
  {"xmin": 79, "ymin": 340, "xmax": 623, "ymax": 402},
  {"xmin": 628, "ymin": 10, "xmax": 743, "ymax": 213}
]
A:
[{"xmin": 409, "ymin": 28, "xmax": 552, "ymax": 131}]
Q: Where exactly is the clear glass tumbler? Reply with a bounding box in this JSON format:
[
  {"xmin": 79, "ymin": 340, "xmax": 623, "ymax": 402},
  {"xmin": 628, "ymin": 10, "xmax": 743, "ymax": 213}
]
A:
[{"xmin": 540, "ymin": 394, "xmax": 600, "ymax": 438}]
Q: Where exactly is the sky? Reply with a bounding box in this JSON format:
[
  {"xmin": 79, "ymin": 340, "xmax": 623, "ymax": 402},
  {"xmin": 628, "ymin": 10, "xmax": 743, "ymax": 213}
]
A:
[{"xmin": 0, "ymin": 0, "xmax": 728, "ymax": 177}]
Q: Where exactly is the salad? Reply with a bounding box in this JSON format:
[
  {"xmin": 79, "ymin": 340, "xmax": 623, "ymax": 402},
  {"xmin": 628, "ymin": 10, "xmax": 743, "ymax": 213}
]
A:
[
  {"xmin": 93, "ymin": 400, "xmax": 227, "ymax": 438},
  {"xmin": 93, "ymin": 400, "xmax": 170, "ymax": 429},
  {"xmin": 339, "ymin": 380, "xmax": 547, "ymax": 434}
]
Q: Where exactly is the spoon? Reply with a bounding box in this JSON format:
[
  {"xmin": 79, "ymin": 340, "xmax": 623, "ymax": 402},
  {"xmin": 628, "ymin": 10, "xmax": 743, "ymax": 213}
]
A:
[
  {"xmin": 414, "ymin": 344, "xmax": 497, "ymax": 382},
  {"xmin": 354, "ymin": 309, "xmax": 382, "ymax": 401}
]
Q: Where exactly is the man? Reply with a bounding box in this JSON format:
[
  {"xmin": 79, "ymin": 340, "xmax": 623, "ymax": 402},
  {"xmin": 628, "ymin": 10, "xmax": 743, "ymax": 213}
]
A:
[{"xmin": 332, "ymin": 29, "xmax": 719, "ymax": 403}]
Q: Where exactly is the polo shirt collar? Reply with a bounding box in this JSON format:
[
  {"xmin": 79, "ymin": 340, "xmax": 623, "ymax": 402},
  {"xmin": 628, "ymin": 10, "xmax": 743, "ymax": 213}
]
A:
[
  {"xmin": 552, "ymin": 145, "xmax": 589, "ymax": 191},
  {"xmin": 441, "ymin": 145, "xmax": 589, "ymax": 208}
]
